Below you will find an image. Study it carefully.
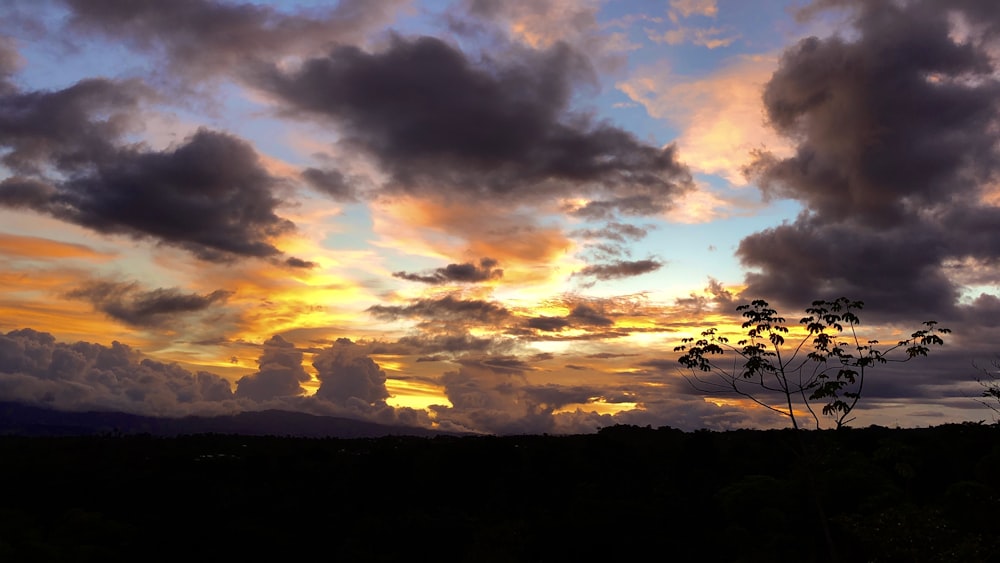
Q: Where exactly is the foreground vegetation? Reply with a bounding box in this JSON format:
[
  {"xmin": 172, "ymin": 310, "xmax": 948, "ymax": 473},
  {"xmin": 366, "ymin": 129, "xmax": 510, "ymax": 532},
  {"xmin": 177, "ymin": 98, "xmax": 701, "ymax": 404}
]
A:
[{"xmin": 1, "ymin": 424, "xmax": 998, "ymax": 562}]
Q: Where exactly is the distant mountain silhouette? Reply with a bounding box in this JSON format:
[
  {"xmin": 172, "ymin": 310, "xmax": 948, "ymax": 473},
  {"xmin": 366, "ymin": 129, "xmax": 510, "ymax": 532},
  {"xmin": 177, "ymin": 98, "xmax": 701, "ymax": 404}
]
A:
[{"xmin": 0, "ymin": 401, "xmax": 454, "ymax": 438}]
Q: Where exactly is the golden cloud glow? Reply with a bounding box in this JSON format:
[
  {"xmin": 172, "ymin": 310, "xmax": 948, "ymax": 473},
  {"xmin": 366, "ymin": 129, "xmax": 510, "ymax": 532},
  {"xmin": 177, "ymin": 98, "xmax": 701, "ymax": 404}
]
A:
[
  {"xmin": 386, "ymin": 378, "xmax": 452, "ymax": 410},
  {"xmin": 554, "ymin": 399, "xmax": 638, "ymax": 416}
]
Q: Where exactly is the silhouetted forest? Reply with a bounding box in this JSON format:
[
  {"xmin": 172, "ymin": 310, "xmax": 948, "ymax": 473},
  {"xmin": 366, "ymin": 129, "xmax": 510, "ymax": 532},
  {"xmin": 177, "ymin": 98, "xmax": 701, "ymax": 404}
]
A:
[{"xmin": 1, "ymin": 424, "xmax": 998, "ymax": 562}]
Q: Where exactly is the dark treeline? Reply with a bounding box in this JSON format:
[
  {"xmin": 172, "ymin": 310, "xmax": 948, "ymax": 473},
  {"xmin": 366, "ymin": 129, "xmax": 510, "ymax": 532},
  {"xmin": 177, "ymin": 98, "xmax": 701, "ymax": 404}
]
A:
[{"xmin": 1, "ymin": 424, "xmax": 998, "ymax": 562}]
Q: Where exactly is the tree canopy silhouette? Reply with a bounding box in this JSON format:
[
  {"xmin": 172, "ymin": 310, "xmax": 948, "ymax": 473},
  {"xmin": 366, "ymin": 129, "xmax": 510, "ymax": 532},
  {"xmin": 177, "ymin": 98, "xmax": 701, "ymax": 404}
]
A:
[{"xmin": 675, "ymin": 298, "xmax": 950, "ymax": 430}]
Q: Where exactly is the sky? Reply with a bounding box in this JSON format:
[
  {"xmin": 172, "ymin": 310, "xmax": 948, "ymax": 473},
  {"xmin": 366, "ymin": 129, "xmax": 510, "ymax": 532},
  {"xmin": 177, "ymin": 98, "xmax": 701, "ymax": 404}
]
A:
[{"xmin": 1, "ymin": 0, "xmax": 999, "ymax": 434}]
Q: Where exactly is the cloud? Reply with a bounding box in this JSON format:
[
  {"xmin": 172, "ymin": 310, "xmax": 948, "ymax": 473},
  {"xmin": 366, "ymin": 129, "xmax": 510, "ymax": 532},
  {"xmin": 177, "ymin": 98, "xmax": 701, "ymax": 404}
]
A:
[
  {"xmin": 0, "ymin": 232, "xmax": 114, "ymax": 260},
  {"xmin": 434, "ymin": 362, "xmax": 540, "ymax": 434},
  {"xmin": 618, "ymin": 54, "xmax": 794, "ymax": 185},
  {"xmin": 393, "ymin": 258, "xmax": 503, "ymax": 284},
  {"xmin": 393, "ymin": 333, "xmax": 506, "ymax": 355},
  {"xmin": 0, "ymin": 328, "xmax": 235, "ymax": 415},
  {"xmin": 524, "ymin": 303, "xmax": 614, "ymax": 333},
  {"xmin": 255, "ymin": 34, "xmax": 692, "ymax": 217},
  {"xmin": 568, "ymin": 304, "xmax": 615, "ymax": 326},
  {"xmin": 59, "ymin": 0, "xmax": 409, "ymax": 81},
  {"xmin": 372, "ymin": 198, "xmax": 575, "ymax": 283},
  {"xmin": 669, "ymin": 0, "xmax": 718, "ymax": 19},
  {"xmin": 646, "ymin": 26, "xmax": 739, "ymax": 49},
  {"xmin": 0, "ymin": 35, "xmax": 22, "ymax": 85},
  {"xmin": 65, "ymin": 280, "xmax": 232, "ymax": 328},
  {"xmin": 576, "ymin": 259, "xmax": 663, "ymax": 281},
  {"xmin": 368, "ymin": 295, "xmax": 510, "ymax": 324},
  {"xmin": 571, "ymin": 221, "xmax": 650, "ymax": 244},
  {"xmin": 585, "ymin": 352, "xmax": 639, "ymax": 359},
  {"xmin": 301, "ymin": 167, "xmax": 358, "ymax": 201},
  {"xmin": 738, "ymin": 0, "xmax": 1000, "ymax": 316},
  {"xmin": 526, "ymin": 316, "xmax": 571, "ymax": 332},
  {"xmin": 0, "ymin": 114, "xmax": 301, "ymax": 261},
  {"xmin": 446, "ymin": 0, "xmax": 635, "ymax": 71},
  {"xmin": 313, "ymin": 338, "xmax": 390, "ymax": 407},
  {"xmin": 234, "ymin": 335, "xmax": 310, "ymax": 401},
  {"xmin": 0, "ymin": 77, "xmax": 146, "ymax": 175}
]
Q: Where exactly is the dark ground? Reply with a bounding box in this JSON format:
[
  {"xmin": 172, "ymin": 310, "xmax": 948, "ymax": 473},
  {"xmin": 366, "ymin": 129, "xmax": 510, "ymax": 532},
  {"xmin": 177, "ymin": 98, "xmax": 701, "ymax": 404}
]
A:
[{"xmin": 1, "ymin": 423, "xmax": 998, "ymax": 562}]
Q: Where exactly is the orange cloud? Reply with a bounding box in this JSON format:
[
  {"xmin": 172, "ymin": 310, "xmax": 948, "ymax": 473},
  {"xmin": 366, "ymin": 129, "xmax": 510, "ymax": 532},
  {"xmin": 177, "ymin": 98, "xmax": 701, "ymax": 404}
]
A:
[
  {"xmin": 618, "ymin": 54, "xmax": 795, "ymax": 185},
  {"xmin": 372, "ymin": 196, "xmax": 576, "ymax": 287},
  {"xmin": 0, "ymin": 232, "xmax": 117, "ymax": 260}
]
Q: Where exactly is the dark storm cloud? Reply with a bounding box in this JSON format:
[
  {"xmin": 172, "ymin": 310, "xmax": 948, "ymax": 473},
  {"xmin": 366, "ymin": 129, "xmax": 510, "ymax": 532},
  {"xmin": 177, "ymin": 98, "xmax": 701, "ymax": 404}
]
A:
[
  {"xmin": 738, "ymin": 216, "xmax": 962, "ymax": 313},
  {"xmin": 0, "ymin": 77, "xmax": 146, "ymax": 175},
  {"xmin": 313, "ymin": 339, "xmax": 390, "ymax": 407},
  {"xmin": 367, "ymin": 295, "xmax": 510, "ymax": 323},
  {"xmin": 234, "ymin": 335, "xmax": 309, "ymax": 401},
  {"xmin": 576, "ymin": 259, "xmax": 663, "ymax": 281},
  {"xmin": 66, "ymin": 281, "xmax": 232, "ymax": 327},
  {"xmin": 393, "ymin": 258, "xmax": 503, "ymax": 284},
  {"xmin": 0, "ymin": 328, "xmax": 234, "ymax": 415},
  {"xmin": 59, "ymin": 0, "xmax": 408, "ymax": 80},
  {"xmin": 0, "ymin": 123, "xmax": 300, "ymax": 262},
  {"xmin": 255, "ymin": 35, "xmax": 692, "ymax": 213},
  {"xmin": 301, "ymin": 167, "xmax": 357, "ymax": 201},
  {"xmin": 740, "ymin": 0, "xmax": 1000, "ymax": 316}
]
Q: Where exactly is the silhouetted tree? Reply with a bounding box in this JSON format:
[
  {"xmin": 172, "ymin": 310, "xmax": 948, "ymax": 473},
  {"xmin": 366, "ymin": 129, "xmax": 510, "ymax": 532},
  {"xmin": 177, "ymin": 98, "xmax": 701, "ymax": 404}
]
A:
[
  {"xmin": 974, "ymin": 359, "xmax": 1000, "ymax": 419},
  {"xmin": 675, "ymin": 298, "xmax": 950, "ymax": 430}
]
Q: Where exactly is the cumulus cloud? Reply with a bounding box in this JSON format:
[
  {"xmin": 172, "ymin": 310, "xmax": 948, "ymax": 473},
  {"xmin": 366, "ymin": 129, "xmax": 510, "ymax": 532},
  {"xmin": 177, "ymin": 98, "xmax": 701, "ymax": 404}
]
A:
[
  {"xmin": 0, "ymin": 328, "xmax": 234, "ymax": 415},
  {"xmin": 739, "ymin": 0, "xmax": 1000, "ymax": 316},
  {"xmin": 393, "ymin": 257, "xmax": 503, "ymax": 284},
  {"xmin": 255, "ymin": 34, "xmax": 692, "ymax": 217},
  {"xmin": 313, "ymin": 338, "xmax": 390, "ymax": 407},
  {"xmin": 66, "ymin": 280, "xmax": 232, "ymax": 327},
  {"xmin": 234, "ymin": 335, "xmax": 310, "ymax": 401},
  {"xmin": 434, "ymin": 361, "xmax": 538, "ymax": 434}
]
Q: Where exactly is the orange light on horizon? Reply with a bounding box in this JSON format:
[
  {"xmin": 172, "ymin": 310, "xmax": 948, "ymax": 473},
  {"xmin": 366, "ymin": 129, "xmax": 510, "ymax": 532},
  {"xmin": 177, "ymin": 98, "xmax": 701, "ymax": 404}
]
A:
[{"xmin": 386, "ymin": 378, "xmax": 452, "ymax": 411}]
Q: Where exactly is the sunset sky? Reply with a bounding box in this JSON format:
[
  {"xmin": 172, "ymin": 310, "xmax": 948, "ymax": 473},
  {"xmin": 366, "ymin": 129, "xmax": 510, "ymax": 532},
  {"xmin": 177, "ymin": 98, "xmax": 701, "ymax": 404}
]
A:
[{"xmin": 1, "ymin": 0, "xmax": 999, "ymax": 434}]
